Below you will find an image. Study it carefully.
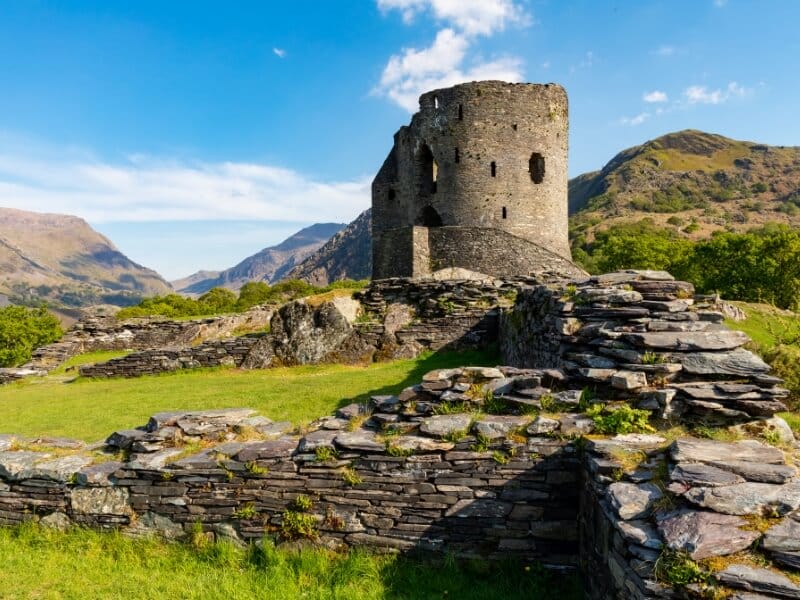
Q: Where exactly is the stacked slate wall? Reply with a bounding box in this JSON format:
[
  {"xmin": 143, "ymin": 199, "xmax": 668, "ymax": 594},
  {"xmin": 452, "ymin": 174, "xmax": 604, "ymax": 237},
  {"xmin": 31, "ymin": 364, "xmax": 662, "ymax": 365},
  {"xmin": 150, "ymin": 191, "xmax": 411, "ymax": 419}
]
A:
[
  {"xmin": 501, "ymin": 270, "xmax": 787, "ymax": 425},
  {"xmin": 80, "ymin": 278, "xmax": 523, "ymax": 379}
]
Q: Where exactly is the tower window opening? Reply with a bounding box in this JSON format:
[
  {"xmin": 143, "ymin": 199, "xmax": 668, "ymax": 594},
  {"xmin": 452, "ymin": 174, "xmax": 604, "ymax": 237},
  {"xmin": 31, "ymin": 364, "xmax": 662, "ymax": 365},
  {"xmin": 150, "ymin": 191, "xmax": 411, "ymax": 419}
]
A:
[
  {"xmin": 490, "ymin": 161, "xmax": 497, "ymax": 177},
  {"xmin": 454, "ymin": 148, "xmax": 460, "ymax": 163},
  {"xmin": 388, "ymin": 189, "xmax": 396, "ymax": 200},
  {"xmin": 529, "ymin": 152, "xmax": 545, "ymax": 184},
  {"xmin": 502, "ymin": 207, "xmax": 507, "ymax": 219},
  {"xmin": 458, "ymin": 104, "xmax": 463, "ymax": 120},
  {"xmin": 417, "ymin": 144, "xmax": 437, "ymax": 196},
  {"xmin": 434, "ymin": 95, "xmax": 439, "ymax": 109}
]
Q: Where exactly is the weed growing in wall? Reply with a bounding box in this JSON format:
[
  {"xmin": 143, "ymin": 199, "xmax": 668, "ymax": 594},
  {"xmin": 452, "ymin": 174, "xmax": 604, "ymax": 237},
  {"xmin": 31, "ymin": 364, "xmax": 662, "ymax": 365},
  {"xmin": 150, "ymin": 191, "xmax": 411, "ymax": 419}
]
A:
[
  {"xmin": 341, "ymin": 467, "xmax": 362, "ymax": 486},
  {"xmin": 280, "ymin": 511, "xmax": 318, "ymax": 541}
]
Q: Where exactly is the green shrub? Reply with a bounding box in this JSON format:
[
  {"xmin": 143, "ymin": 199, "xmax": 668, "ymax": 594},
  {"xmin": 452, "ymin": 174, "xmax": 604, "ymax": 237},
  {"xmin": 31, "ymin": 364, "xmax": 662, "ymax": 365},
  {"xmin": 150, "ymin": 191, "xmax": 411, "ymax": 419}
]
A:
[
  {"xmin": 590, "ymin": 404, "xmax": 655, "ymax": 435},
  {"xmin": 0, "ymin": 305, "xmax": 63, "ymax": 367}
]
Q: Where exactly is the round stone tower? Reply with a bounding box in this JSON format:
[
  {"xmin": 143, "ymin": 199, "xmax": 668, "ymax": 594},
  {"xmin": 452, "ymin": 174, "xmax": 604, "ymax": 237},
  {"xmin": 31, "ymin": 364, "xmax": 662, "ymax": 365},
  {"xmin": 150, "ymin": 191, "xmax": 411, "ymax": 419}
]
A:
[{"xmin": 372, "ymin": 80, "xmax": 584, "ymax": 280}]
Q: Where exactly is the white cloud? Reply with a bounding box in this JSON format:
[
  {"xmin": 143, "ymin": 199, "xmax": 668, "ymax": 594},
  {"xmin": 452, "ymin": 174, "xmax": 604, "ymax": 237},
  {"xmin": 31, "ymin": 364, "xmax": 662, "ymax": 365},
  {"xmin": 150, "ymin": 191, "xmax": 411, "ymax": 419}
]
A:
[
  {"xmin": 377, "ymin": 0, "xmax": 528, "ymax": 36},
  {"xmin": 620, "ymin": 112, "xmax": 650, "ymax": 126},
  {"xmin": 684, "ymin": 81, "xmax": 751, "ymax": 105},
  {"xmin": 654, "ymin": 45, "xmax": 676, "ymax": 57},
  {"xmin": 375, "ymin": 30, "xmax": 522, "ymax": 111},
  {"xmin": 643, "ymin": 90, "xmax": 668, "ymax": 103},
  {"xmin": 273, "ymin": 48, "xmax": 286, "ymax": 58},
  {"xmin": 0, "ymin": 138, "xmax": 370, "ymax": 224}
]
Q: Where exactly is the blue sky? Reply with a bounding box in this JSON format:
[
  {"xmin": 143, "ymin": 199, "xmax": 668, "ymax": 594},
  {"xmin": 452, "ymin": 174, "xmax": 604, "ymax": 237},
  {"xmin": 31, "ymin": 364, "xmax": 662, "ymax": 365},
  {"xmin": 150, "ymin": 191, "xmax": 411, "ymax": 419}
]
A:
[{"xmin": 0, "ymin": 0, "xmax": 798, "ymax": 279}]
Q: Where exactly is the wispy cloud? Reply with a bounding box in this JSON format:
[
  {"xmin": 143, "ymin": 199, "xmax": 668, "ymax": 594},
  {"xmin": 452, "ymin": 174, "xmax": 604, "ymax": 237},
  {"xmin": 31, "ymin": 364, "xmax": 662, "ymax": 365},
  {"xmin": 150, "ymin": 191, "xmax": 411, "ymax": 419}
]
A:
[
  {"xmin": 684, "ymin": 81, "xmax": 751, "ymax": 105},
  {"xmin": 654, "ymin": 45, "xmax": 676, "ymax": 57},
  {"xmin": 0, "ymin": 135, "xmax": 370, "ymax": 224},
  {"xmin": 376, "ymin": 0, "xmax": 529, "ymax": 36},
  {"xmin": 643, "ymin": 90, "xmax": 668, "ymax": 103},
  {"xmin": 273, "ymin": 47, "xmax": 286, "ymax": 58},
  {"xmin": 620, "ymin": 112, "xmax": 650, "ymax": 126},
  {"xmin": 618, "ymin": 80, "xmax": 753, "ymax": 127},
  {"xmin": 713, "ymin": 0, "xmax": 728, "ymax": 7},
  {"xmin": 374, "ymin": 0, "xmax": 528, "ymax": 112}
]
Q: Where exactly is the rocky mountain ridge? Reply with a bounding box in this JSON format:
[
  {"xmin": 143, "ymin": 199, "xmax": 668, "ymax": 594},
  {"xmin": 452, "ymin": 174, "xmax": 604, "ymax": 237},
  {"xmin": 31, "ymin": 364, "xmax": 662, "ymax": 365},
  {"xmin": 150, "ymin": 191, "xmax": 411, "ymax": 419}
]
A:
[{"xmin": 172, "ymin": 222, "xmax": 346, "ymax": 295}]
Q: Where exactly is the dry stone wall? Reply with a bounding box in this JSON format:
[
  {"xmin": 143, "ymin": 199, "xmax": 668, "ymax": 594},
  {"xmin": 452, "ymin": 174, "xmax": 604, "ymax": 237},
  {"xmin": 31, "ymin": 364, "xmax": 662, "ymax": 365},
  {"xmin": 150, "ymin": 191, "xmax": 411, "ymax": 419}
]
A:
[
  {"xmin": 501, "ymin": 270, "xmax": 787, "ymax": 425},
  {"xmin": 80, "ymin": 278, "xmax": 522, "ymax": 378},
  {"xmin": 0, "ymin": 308, "xmax": 274, "ymax": 384},
  {"xmin": 78, "ymin": 336, "xmax": 264, "ymax": 378}
]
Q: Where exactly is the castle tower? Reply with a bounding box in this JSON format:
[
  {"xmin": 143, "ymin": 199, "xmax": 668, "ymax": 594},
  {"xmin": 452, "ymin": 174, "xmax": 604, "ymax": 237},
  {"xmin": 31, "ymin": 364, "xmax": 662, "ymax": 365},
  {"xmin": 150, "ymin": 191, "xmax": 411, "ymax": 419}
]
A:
[{"xmin": 371, "ymin": 80, "xmax": 584, "ymax": 280}]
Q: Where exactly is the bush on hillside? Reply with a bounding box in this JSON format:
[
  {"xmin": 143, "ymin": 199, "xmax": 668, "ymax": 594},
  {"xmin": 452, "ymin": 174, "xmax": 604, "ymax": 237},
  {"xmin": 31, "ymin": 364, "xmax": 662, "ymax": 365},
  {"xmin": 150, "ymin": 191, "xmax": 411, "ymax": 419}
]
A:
[{"xmin": 0, "ymin": 306, "xmax": 63, "ymax": 367}]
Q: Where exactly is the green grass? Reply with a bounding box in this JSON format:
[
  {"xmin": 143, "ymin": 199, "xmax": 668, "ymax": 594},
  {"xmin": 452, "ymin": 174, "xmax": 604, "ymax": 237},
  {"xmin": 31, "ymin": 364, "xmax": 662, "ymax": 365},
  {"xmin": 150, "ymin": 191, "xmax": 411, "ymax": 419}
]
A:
[
  {"xmin": 0, "ymin": 350, "xmax": 496, "ymax": 442},
  {"xmin": 725, "ymin": 302, "xmax": 800, "ymax": 417},
  {"xmin": 725, "ymin": 302, "xmax": 800, "ymax": 349},
  {"xmin": 0, "ymin": 524, "xmax": 583, "ymax": 600}
]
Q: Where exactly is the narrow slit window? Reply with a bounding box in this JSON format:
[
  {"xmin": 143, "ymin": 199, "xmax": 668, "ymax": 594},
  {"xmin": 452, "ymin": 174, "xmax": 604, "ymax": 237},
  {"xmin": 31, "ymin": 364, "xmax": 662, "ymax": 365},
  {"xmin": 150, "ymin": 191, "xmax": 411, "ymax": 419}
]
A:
[
  {"xmin": 458, "ymin": 104, "xmax": 463, "ymax": 120},
  {"xmin": 490, "ymin": 161, "xmax": 497, "ymax": 177},
  {"xmin": 454, "ymin": 148, "xmax": 460, "ymax": 163},
  {"xmin": 388, "ymin": 189, "xmax": 396, "ymax": 200},
  {"xmin": 502, "ymin": 207, "xmax": 507, "ymax": 219},
  {"xmin": 529, "ymin": 152, "xmax": 545, "ymax": 184},
  {"xmin": 434, "ymin": 95, "xmax": 439, "ymax": 109}
]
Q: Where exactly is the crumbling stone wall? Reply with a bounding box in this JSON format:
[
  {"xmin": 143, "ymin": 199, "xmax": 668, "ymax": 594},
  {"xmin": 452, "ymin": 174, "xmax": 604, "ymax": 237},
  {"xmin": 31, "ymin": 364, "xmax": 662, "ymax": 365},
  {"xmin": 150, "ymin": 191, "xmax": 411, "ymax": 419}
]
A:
[
  {"xmin": 78, "ymin": 336, "xmax": 264, "ymax": 378},
  {"xmin": 16, "ymin": 308, "xmax": 272, "ymax": 377},
  {"xmin": 372, "ymin": 81, "xmax": 583, "ymax": 279},
  {"xmin": 80, "ymin": 278, "xmax": 523, "ymax": 378},
  {"xmin": 501, "ymin": 270, "xmax": 785, "ymax": 425}
]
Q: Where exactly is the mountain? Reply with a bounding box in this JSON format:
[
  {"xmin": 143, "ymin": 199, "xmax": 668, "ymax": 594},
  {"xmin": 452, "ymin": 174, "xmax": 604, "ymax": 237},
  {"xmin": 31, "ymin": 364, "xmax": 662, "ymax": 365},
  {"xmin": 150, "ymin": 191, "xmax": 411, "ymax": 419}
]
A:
[
  {"xmin": 569, "ymin": 130, "xmax": 800, "ymax": 246},
  {"xmin": 283, "ymin": 209, "xmax": 372, "ymax": 286},
  {"xmin": 0, "ymin": 207, "xmax": 171, "ymax": 309},
  {"xmin": 173, "ymin": 223, "xmax": 346, "ymax": 294}
]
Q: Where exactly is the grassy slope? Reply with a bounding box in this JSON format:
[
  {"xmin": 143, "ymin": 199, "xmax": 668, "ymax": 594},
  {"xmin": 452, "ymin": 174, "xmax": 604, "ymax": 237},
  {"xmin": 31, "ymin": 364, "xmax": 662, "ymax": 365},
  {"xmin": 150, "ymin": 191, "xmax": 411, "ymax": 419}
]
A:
[
  {"xmin": 0, "ymin": 350, "xmax": 496, "ymax": 441},
  {"xmin": 568, "ymin": 130, "xmax": 800, "ymax": 251},
  {"xmin": 0, "ymin": 525, "xmax": 581, "ymax": 600},
  {"xmin": 725, "ymin": 302, "xmax": 800, "ymax": 431}
]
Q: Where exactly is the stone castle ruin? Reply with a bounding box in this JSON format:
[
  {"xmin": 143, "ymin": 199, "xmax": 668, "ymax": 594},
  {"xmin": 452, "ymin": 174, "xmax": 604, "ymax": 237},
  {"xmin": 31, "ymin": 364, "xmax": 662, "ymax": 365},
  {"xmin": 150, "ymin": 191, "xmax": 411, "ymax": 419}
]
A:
[
  {"xmin": 2, "ymin": 82, "xmax": 800, "ymax": 599},
  {"xmin": 372, "ymin": 81, "xmax": 585, "ymax": 280}
]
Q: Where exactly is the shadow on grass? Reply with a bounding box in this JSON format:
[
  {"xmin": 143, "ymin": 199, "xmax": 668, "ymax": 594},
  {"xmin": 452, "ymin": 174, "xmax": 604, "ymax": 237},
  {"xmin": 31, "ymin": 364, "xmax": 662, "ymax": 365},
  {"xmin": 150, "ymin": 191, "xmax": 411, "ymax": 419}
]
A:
[
  {"xmin": 337, "ymin": 347, "xmax": 502, "ymax": 409},
  {"xmin": 378, "ymin": 554, "xmax": 584, "ymax": 600}
]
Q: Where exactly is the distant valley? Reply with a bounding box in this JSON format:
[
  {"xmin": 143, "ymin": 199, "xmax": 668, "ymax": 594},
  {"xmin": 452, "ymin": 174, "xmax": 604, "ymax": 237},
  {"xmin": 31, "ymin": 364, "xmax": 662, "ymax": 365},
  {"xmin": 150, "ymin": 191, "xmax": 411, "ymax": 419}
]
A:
[{"xmin": 171, "ymin": 222, "xmax": 345, "ymax": 295}]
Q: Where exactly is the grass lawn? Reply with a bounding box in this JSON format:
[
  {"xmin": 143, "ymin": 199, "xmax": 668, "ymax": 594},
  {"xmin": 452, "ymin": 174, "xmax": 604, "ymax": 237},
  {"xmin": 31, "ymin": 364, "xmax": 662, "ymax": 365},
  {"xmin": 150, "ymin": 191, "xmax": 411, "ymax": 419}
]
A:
[
  {"xmin": 726, "ymin": 302, "xmax": 800, "ymax": 432},
  {"xmin": 0, "ymin": 350, "xmax": 497, "ymax": 442},
  {"xmin": 0, "ymin": 524, "xmax": 582, "ymax": 600}
]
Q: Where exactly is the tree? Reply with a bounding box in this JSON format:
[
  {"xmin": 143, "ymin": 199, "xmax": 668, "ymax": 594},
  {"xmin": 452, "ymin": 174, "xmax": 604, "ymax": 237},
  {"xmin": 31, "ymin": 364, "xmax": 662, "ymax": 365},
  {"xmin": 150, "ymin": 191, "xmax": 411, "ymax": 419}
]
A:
[
  {"xmin": 0, "ymin": 306, "xmax": 63, "ymax": 367},
  {"xmin": 198, "ymin": 287, "xmax": 237, "ymax": 313},
  {"xmin": 236, "ymin": 282, "xmax": 272, "ymax": 310},
  {"xmin": 584, "ymin": 219, "xmax": 693, "ymax": 274}
]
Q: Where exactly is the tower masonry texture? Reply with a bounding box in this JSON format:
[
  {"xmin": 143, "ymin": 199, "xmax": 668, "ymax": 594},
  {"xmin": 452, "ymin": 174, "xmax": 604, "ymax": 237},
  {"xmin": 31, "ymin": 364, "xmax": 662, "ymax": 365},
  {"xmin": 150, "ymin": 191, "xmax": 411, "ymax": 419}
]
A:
[{"xmin": 371, "ymin": 80, "xmax": 585, "ymax": 280}]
